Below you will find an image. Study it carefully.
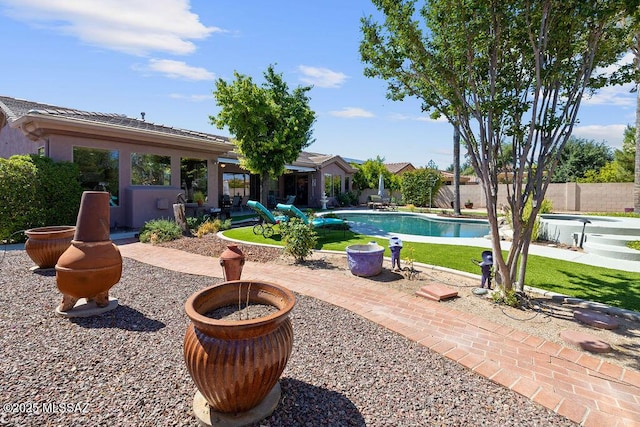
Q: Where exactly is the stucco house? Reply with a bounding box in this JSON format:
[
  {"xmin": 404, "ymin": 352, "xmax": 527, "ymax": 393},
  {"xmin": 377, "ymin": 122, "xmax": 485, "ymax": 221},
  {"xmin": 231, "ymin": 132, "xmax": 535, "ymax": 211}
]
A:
[{"xmin": 0, "ymin": 95, "xmax": 355, "ymax": 229}]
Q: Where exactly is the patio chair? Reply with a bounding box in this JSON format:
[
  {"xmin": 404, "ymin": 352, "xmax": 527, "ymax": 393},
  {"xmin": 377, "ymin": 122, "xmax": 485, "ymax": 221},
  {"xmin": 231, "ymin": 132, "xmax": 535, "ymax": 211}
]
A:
[
  {"xmin": 275, "ymin": 203, "xmax": 346, "ymax": 228},
  {"xmin": 246, "ymin": 200, "xmax": 288, "ymax": 238},
  {"xmin": 231, "ymin": 195, "xmax": 242, "ymax": 212}
]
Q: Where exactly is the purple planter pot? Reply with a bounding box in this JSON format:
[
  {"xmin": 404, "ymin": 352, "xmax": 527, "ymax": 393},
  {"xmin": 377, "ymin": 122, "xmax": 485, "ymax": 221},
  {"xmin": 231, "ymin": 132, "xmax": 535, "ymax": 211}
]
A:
[{"xmin": 346, "ymin": 243, "xmax": 384, "ymax": 277}]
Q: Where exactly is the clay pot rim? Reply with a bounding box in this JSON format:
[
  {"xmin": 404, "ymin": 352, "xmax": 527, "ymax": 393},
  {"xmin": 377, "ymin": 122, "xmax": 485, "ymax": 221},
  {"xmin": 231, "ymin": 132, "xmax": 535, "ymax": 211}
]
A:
[
  {"xmin": 25, "ymin": 226, "xmax": 76, "ymax": 236},
  {"xmin": 185, "ymin": 280, "xmax": 296, "ymax": 329}
]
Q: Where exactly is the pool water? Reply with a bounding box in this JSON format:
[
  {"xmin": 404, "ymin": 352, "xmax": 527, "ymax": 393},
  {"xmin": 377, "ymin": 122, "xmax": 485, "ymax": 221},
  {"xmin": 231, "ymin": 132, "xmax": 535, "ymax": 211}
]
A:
[{"xmin": 337, "ymin": 212, "xmax": 489, "ymax": 238}]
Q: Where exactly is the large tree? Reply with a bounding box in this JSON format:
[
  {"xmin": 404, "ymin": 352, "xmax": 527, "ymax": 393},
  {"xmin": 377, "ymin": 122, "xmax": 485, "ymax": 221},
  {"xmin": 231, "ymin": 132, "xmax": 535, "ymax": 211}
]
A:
[
  {"xmin": 551, "ymin": 137, "xmax": 614, "ymax": 183},
  {"xmin": 361, "ymin": 0, "xmax": 632, "ymax": 291},
  {"xmin": 210, "ymin": 65, "xmax": 316, "ymax": 207}
]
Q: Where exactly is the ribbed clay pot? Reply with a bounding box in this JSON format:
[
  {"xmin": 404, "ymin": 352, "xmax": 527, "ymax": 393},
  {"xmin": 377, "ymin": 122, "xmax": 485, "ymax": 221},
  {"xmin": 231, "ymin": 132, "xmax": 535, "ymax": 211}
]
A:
[
  {"xmin": 219, "ymin": 244, "xmax": 245, "ymax": 280},
  {"xmin": 24, "ymin": 226, "xmax": 75, "ymax": 269},
  {"xmin": 55, "ymin": 191, "xmax": 122, "ymax": 311},
  {"xmin": 183, "ymin": 280, "xmax": 295, "ymax": 414}
]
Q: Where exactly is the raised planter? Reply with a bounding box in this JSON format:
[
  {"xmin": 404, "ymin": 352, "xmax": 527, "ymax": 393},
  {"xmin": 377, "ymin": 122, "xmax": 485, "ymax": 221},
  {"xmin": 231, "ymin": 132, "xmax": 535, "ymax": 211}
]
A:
[
  {"xmin": 183, "ymin": 280, "xmax": 295, "ymax": 424},
  {"xmin": 24, "ymin": 226, "xmax": 75, "ymax": 269},
  {"xmin": 346, "ymin": 243, "xmax": 384, "ymax": 277}
]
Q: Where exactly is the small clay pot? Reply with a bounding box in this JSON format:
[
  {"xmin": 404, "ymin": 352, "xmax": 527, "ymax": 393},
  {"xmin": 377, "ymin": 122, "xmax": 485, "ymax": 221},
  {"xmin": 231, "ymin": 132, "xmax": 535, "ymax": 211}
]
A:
[{"xmin": 219, "ymin": 244, "xmax": 245, "ymax": 280}]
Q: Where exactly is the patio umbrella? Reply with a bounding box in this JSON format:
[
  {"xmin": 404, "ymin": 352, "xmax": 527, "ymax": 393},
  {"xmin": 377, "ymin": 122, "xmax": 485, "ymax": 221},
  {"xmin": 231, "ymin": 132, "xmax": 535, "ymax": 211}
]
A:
[{"xmin": 378, "ymin": 173, "xmax": 385, "ymax": 198}]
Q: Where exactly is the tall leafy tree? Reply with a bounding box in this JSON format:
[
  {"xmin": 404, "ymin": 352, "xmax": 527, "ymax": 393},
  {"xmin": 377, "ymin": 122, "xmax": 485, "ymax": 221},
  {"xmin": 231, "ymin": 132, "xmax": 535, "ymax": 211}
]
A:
[
  {"xmin": 361, "ymin": 0, "xmax": 632, "ymax": 291},
  {"xmin": 612, "ymin": 125, "xmax": 636, "ymax": 181},
  {"xmin": 210, "ymin": 65, "xmax": 316, "ymax": 207},
  {"xmin": 551, "ymin": 137, "xmax": 614, "ymax": 183},
  {"xmin": 401, "ymin": 167, "xmax": 442, "ymax": 207},
  {"xmin": 353, "ymin": 156, "xmax": 395, "ymax": 190}
]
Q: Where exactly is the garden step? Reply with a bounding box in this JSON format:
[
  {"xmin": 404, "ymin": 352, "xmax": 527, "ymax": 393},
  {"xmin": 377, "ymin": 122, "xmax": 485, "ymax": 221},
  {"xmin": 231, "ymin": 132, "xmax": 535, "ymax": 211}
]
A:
[
  {"xmin": 586, "ymin": 233, "xmax": 640, "ymax": 247},
  {"xmin": 582, "ymin": 240, "xmax": 640, "ymax": 261},
  {"xmin": 415, "ymin": 283, "xmax": 458, "ymax": 301},
  {"xmin": 560, "ymin": 330, "xmax": 612, "ymax": 353},
  {"xmin": 573, "ymin": 308, "xmax": 619, "ymax": 330}
]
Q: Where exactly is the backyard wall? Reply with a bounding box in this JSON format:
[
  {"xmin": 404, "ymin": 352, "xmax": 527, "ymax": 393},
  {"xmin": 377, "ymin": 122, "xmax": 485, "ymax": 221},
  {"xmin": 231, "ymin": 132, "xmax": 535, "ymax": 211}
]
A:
[
  {"xmin": 445, "ymin": 182, "xmax": 634, "ymax": 213},
  {"xmin": 356, "ymin": 182, "xmax": 633, "ymax": 213}
]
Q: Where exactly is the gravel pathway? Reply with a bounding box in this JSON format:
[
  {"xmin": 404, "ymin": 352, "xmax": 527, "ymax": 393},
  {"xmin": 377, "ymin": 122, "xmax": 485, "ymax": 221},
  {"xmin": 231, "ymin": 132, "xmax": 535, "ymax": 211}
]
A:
[{"xmin": 0, "ymin": 251, "xmax": 576, "ymax": 426}]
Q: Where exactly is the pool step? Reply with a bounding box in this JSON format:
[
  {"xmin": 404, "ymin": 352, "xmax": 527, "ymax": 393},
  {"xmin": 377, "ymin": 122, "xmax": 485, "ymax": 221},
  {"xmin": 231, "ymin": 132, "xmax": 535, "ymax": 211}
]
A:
[
  {"xmin": 586, "ymin": 233, "xmax": 640, "ymax": 247},
  {"xmin": 583, "ymin": 234, "xmax": 640, "ymax": 261}
]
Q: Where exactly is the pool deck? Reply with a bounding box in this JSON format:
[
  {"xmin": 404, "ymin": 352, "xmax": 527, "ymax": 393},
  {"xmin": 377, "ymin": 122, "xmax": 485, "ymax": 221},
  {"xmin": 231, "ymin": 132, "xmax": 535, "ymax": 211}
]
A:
[{"xmin": 336, "ymin": 209, "xmax": 640, "ymax": 273}]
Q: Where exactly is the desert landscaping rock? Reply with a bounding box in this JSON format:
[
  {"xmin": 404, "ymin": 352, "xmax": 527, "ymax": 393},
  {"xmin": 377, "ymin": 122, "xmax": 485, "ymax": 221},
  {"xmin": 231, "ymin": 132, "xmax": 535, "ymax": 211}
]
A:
[{"xmin": 0, "ymin": 249, "xmax": 579, "ymax": 426}]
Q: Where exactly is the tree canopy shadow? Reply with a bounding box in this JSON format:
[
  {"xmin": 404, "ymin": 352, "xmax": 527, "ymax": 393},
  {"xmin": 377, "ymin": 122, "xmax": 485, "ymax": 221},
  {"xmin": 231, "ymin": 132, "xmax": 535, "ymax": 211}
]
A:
[{"xmin": 534, "ymin": 269, "xmax": 640, "ymax": 313}]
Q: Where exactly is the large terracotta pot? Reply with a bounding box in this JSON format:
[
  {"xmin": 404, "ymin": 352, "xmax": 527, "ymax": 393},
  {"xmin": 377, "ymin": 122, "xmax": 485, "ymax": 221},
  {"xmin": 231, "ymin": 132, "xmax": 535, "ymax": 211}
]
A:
[
  {"xmin": 183, "ymin": 280, "xmax": 295, "ymax": 415},
  {"xmin": 24, "ymin": 226, "xmax": 75, "ymax": 269},
  {"xmin": 55, "ymin": 191, "xmax": 122, "ymax": 311}
]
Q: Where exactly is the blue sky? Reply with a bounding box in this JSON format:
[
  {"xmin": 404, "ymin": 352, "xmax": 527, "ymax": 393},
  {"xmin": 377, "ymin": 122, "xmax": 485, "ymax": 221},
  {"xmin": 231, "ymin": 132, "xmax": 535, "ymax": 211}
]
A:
[{"xmin": 0, "ymin": 0, "xmax": 636, "ymax": 168}]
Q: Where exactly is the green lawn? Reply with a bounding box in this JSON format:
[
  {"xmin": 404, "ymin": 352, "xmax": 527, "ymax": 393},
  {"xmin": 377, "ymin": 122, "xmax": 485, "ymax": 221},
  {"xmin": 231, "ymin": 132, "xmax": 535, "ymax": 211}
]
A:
[{"xmin": 223, "ymin": 226, "xmax": 640, "ymax": 312}]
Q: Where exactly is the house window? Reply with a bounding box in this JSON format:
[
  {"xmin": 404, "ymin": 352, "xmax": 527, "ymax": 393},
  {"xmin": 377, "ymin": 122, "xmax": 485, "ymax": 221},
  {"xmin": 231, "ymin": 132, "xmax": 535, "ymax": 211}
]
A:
[
  {"xmin": 181, "ymin": 158, "xmax": 208, "ymax": 201},
  {"xmin": 131, "ymin": 153, "xmax": 171, "ymax": 186},
  {"xmin": 73, "ymin": 146, "xmax": 120, "ymax": 206},
  {"xmin": 223, "ymin": 172, "xmax": 250, "ymax": 197},
  {"xmin": 324, "ymin": 174, "xmax": 342, "ymax": 197}
]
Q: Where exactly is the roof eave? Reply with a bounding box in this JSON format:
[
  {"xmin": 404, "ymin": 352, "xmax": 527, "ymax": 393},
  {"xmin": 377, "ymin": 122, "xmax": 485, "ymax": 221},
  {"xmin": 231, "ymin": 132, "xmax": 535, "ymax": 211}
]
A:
[{"xmin": 11, "ymin": 114, "xmax": 231, "ymax": 154}]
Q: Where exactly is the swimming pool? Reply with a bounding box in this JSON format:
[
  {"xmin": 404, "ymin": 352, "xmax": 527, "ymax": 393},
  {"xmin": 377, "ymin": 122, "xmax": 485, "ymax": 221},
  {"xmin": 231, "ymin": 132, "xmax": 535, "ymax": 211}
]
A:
[{"xmin": 336, "ymin": 212, "xmax": 490, "ymax": 238}]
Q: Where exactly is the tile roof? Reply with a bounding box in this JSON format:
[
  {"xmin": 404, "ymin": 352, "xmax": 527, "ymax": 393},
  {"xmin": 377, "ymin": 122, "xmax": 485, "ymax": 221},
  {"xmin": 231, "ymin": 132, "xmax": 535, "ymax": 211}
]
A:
[
  {"xmin": 0, "ymin": 95, "xmax": 232, "ymax": 145},
  {"xmin": 385, "ymin": 162, "xmax": 415, "ymax": 174}
]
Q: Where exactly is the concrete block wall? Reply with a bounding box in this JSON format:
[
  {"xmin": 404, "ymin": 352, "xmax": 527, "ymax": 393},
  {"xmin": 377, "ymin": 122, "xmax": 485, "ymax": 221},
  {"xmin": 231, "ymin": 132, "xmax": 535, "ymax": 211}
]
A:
[{"xmin": 455, "ymin": 182, "xmax": 633, "ymax": 213}]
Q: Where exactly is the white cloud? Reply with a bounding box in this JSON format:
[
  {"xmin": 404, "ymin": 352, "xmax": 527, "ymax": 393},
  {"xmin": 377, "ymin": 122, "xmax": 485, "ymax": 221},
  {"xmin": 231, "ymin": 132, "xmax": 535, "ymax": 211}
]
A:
[
  {"xmin": 328, "ymin": 107, "xmax": 374, "ymax": 118},
  {"xmin": 584, "ymin": 52, "xmax": 637, "ymax": 107},
  {"xmin": 169, "ymin": 93, "xmax": 213, "ymax": 101},
  {"xmin": 1, "ymin": 0, "xmax": 222, "ymax": 55},
  {"xmin": 582, "ymin": 83, "xmax": 636, "ymax": 107},
  {"xmin": 387, "ymin": 112, "xmax": 448, "ymax": 123},
  {"xmin": 298, "ymin": 65, "xmax": 348, "ymax": 88},
  {"xmin": 571, "ymin": 124, "xmax": 627, "ymax": 148},
  {"xmin": 147, "ymin": 59, "xmax": 215, "ymax": 80}
]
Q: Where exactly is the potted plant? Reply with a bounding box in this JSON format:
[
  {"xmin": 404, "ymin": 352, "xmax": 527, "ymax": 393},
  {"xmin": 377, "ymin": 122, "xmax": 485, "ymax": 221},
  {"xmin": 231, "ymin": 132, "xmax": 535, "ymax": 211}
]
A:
[
  {"xmin": 465, "ymin": 199, "xmax": 474, "ymax": 209},
  {"xmin": 193, "ymin": 191, "xmax": 205, "ymax": 206},
  {"xmin": 183, "ymin": 280, "xmax": 295, "ymax": 422}
]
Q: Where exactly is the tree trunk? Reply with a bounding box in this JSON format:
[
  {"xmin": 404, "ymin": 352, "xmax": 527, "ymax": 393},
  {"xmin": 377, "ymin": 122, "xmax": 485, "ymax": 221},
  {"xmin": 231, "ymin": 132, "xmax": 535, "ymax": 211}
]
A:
[
  {"xmin": 635, "ymin": 76, "xmax": 640, "ymax": 213},
  {"xmin": 173, "ymin": 203, "xmax": 188, "ymax": 235},
  {"xmin": 260, "ymin": 171, "xmax": 270, "ymax": 208},
  {"xmin": 453, "ymin": 126, "xmax": 461, "ymax": 215}
]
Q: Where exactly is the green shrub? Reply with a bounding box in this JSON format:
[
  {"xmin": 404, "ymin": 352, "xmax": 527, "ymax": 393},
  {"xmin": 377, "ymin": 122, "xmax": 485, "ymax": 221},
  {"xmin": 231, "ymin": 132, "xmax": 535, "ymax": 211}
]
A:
[
  {"xmin": 196, "ymin": 218, "xmax": 232, "ymax": 237},
  {"xmin": 0, "ymin": 155, "xmax": 82, "ymax": 242},
  {"xmin": 505, "ymin": 197, "xmax": 553, "ymax": 241},
  {"xmin": 139, "ymin": 218, "xmax": 182, "ymax": 243},
  {"xmin": 627, "ymin": 241, "xmax": 640, "ymax": 251},
  {"xmin": 337, "ymin": 191, "xmax": 359, "ymax": 206},
  {"xmin": 491, "ymin": 286, "xmax": 519, "ymax": 307},
  {"xmin": 279, "ymin": 217, "xmax": 317, "ymax": 262}
]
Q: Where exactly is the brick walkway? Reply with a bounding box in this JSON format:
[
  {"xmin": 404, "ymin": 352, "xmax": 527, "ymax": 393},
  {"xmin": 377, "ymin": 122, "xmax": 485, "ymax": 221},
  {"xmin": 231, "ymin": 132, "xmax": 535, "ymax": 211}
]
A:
[{"xmin": 118, "ymin": 241, "xmax": 640, "ymax": 426}]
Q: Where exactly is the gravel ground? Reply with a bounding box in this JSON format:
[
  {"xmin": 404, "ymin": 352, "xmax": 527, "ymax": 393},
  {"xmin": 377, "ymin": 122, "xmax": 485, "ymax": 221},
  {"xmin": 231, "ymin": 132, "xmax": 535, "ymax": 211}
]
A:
[{"xmin": 0, "ymin": 248, "xmax": 577, "ymax": 426}]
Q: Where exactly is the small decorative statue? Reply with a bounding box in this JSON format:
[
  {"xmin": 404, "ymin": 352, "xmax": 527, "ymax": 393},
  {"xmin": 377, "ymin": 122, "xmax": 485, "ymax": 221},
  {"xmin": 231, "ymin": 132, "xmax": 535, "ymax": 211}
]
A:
[{"xmin": 389, "ymin": 236, "xmax": 403, "ymax": 272}]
